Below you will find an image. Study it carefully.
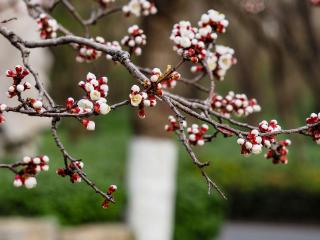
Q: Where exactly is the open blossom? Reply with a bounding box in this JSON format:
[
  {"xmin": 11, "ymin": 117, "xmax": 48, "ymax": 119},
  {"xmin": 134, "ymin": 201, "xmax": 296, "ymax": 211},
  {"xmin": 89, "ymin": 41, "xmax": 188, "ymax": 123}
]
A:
[
  {"xmin": 211, "ymin": 91, "xmax": 261, "ymax": 117},
  {"xmin": 76, "ymin": 36, "xmax": 105, "ymax": 63},
  {"xmin": 57, "ymin": 161, "xmax": 84, "ymax": 183},
  {"xmin": 121, "ymin": 25, "xmax": 146, "ymax": 56},
  {"xmin": 75, "ymin": 73, "xmax": 111, "ymax": 115},
  {"xmin": 198, "ymin": 9, "xmax": 229, "ymax": 34},
  {"xmin": 170, "ymin": 21, "xmax": 207, "ymax": 63},
  {"xmin": 6, "ymin": 65, "xmax": 31, "ymax": 98},
  {"xmin": 106, "ymin": 41, "xmax": 122, "ymax": 60},
  {"xmin": 66, "ymin": 73, "xmax": 111, "ymax": 131},
  {"xmin": 306, "ymin": 112, "xmax": 320, "ymax": 144},
  {"xmin": 122, "ymin": 0, "xmax": 157, "ymax": 17},
  {"xmin": 13, "ymin": 155, "xmax": 50, "ymax": 189},
  {"xmin": 129, "ymin": 84, "xmax": 159, "ymax": 118},
  {"xmin": 191, "ymin": 45, "xmax": 237, "ymax": 80},
  {"xmin": 187, "ymin": 124, "xmax": 209, "ymax": 146},
  {"xmin": 36, "ymin": 13, "xmax": 58, "ymax": 39}
]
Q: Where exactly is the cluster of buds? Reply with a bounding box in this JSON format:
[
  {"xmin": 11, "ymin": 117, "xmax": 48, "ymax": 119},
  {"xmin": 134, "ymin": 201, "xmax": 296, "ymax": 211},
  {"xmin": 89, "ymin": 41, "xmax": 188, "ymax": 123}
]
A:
[
  {"xmin": 106, "ymin": 41, "xmax": 122, "ymax": 60},
  {"xmin": 265, "ymin": 140, "xmax": 291, "ymax": 164},
  {"xmin": 36, "ymin": 14, "xmax": 58, "ymax": 39},
  {"xmin": 310, "ymin": 0, "xmax": 320, "ymax": 6},
  {"xmin": 76, "ymin": 36, "xmax": 105, "ymax": 63},
  {"xmin": 237, "ymin": 120, "xmax": 285, "ymax": 158},
  {"xmin": 160, "ymin": 70, "xmax": 181, "ymax": 89},
  {"xmin": 26, "ymin": 98, "xmax": 45, "ymax": 113},
  {"xmin": 211, "ymin": 91, "xmax": 261, "ymax": 118},
  {"xmin": 164, "ymin": 115, "xmax": 186, "ymax": 132},
  {"xmin": 78, "ymin": 73, "xmax": 110, "ymax": 107},
  {"xmin": 67, "ymin": 73, "xmax": 111, "ymax": 130},
  {"xmin": 101, "ymin": 184, "xmax": 117, "ymax": 209},
  {"xmin": 241, "ymin": 0, "xmax": 266, "ymax": 14},
  {"xmin": 56, "ymin": 161, "xmax": 84, "ymax": 183},
  {"xmin": 98, "ymin": 0, "xmax": 116, "ymax": 8},
  {"xmin": 187, "ymin": 124, "xmax": 209, "ymax": 146},
  {"xmin": 237, "ymin": 129, "xmax": 263, "ymax": 155},
  {"xmin": 122, "ymin": 0, "xmax": 157, "ymax": 17},
  {"xmin": 147, "ymin": 67, "xmax": 181, "ymax": 89},
  {"xmin": 13, "ymin": 155, "xmax": 50, "ymax": 189},
  {"xmin": 170, "ymin": 21, "xmax": 207, "ymax": 63},
  {"xmin": 6, "ymin": 65, "xmax": 31, "ymax": 98},
  {"xmin": 121, "ymin": 25, "xmax": 146, "ymax": 56},
  {"xmin": 191, "ymin": 45, "xmax": 237, "ymax": 81},
  {"xmin": 198, "ymin": 9, "xmax": 229, "ymax": 35},
  {"xmin": 129, "ymin": 85, "xmax": 159, "ymax": 118},
  {"xmin": 306, "ymin": 113, "xmax": 320, "ymax": 144},
  {"xmin": 258, "ymin": 119, "xmax": 282, "ymax": 148}
]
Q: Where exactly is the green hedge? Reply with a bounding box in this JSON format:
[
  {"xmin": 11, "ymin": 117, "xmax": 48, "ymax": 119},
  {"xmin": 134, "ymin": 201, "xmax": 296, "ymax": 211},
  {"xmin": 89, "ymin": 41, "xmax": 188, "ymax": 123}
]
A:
[
  {"xmin": 0, "ymin": 110, "xmax": 226, "ymax": 240},
  {"xmin": 174, "ymin": 155, "xmax": 225, "ymax": 240},
  {"xmin": 0, "ymin": 110, "xmax": 129, "ymax": 224}
]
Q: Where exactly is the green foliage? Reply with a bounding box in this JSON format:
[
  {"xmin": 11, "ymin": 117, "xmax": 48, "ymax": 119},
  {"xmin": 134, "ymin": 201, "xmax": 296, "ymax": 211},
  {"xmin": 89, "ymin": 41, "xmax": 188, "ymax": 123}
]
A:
[
  {"xmin": 196, "ymin": 134, "xmax": 320, "ymax": 221},
  {"xmin": 1, "ymin": 107, "xmax": 320, "ymax": 238},
  {"xmin": 0, "ymin": 110, "xmax": 130, "ymax": 225},
  {"xmin": 174, "ymin": 149, "xmax": 226, "ymax": 240}
]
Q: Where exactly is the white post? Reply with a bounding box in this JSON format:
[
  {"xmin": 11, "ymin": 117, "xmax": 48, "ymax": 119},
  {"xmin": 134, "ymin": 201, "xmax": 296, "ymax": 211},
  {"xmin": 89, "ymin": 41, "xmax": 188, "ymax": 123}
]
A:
[
  {"xmin": 0, "ymin": 1, "xmax": 52, "ymax": 156},
  {"xmin": 127, "ymin": 137, "xmax": 178, "ymax": 240}
]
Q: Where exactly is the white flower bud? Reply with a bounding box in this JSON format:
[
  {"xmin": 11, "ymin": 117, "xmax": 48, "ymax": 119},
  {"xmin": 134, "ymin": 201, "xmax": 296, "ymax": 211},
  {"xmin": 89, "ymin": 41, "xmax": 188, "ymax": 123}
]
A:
[
  {"xmin": 86, "ymin": 121, "xmax": 95, "ymax": 131},
  {"xmin": 255, "ymin": 136, "xmax": 262, "ymax": 144},
  {"xmin": 32, "ymin": 100, "xmax": 43, "ymax": 109},
  {"xmin": 90, "ymin": 90, "xmax": 101, "ymax": 101},
  {"xmin": 264, "ymin": 140, "xmax": 271, "ymax": 148},
  {"xmin": 134, "ymin": 47, "xmax": 142, "ymax": 56},
  {"xmin": 150, "ymin": 75, "xmax": 159, "ymax": 82},
  {"xmin": 42, "ymin": 155, "xmax": 50, "ymax": 163},
  {"xmin": 99, "ymin": 103, "xmax": 111, "ymax": 115},
  {"xmin": 42, "ymin": 165, "xmax": 49, "ymax": 171},
  {"xmin": 8, "ymin": 86, "xmax": 15, "ymax": 92},
  {"xmin": 23, "ymin": 156, "xmax": 31, "ymax": 164},
  {"xmin": 25, "ymin": 177, "xmax": 37, "ymax": 189},
  {"xmin": 13, "ymin": 178, "xmax": 23, "ymax": 188},
  {"xmin": 252, "ymin": 144, "xmax": 262, "ymax": 154},
  {"xmin": 189, "ymin": 134, "xmax": 196, "ymax": 141},
  {"xmin": 16, "ymin": 84, "xmax": 25, "ymax": 92},
  {"xmin": 131, "ymin": 85, "xmax": 140, "ymax": 92},
  {"xmin": 180, "ymin": 37, "xmax": 191, "ymax": 48},
  {"xmin": 245, "ymin": 141, "xmax": 253, "ymax": 150},
  {"xmin": 251, "ymin": 129, "xmax": 259, "ymax": 136},
  {"xmin": 143, "ymin": 100, "xmax": 151, "ymax": 107},
  {"xmin": 33, "ymin": 157, "xmax": 41, "ymax": 164},
  {"xmin": 237, "ymin": 138, "xmax": 245, "ymax": 145}
]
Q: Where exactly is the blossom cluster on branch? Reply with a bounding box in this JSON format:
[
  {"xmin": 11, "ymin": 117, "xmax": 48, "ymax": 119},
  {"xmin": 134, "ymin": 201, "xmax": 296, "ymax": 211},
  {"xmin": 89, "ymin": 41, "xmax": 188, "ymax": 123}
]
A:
[{"xmin": 0, "ymin": 0, "xmax": 318, "ymax": 207}]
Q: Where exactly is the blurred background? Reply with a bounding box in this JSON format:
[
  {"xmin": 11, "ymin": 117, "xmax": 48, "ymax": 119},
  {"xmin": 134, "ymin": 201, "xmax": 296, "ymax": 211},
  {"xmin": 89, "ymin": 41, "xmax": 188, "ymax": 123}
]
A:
[{"xmin": 0, "ymin": 0, "xmax": 320, "ymax": 239}]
